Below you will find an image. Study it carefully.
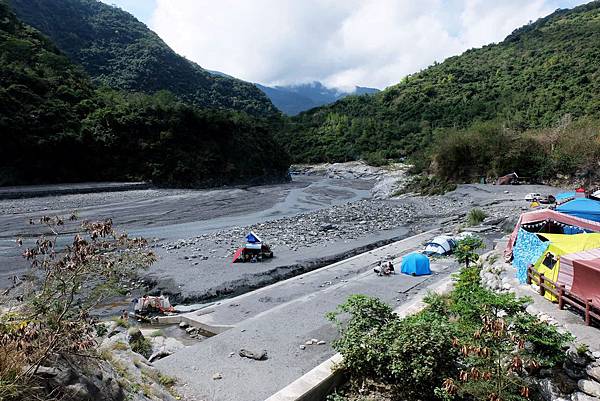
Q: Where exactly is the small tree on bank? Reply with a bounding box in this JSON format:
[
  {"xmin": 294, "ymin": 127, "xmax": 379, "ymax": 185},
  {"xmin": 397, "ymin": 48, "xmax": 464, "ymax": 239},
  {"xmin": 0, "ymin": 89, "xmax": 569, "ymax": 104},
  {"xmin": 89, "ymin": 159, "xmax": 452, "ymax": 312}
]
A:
[
  {"xmin": 0, "ymin": 215, "xmax": 155, "ymax": 401},
  {"xmin": 455, "ymin": 236, "xmax": 485, "ymax": 268}
]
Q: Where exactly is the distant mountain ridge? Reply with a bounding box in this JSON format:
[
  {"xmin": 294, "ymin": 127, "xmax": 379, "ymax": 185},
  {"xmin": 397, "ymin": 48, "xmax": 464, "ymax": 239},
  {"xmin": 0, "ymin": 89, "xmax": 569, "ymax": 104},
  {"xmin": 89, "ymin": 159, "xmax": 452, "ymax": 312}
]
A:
[
  {"xmin": 255, "ymin": 81, "xmax": 379, "ymax": 115},
  {"xmin": 9, "ymin": 0, "xmax": 278, "ymax": 117}
]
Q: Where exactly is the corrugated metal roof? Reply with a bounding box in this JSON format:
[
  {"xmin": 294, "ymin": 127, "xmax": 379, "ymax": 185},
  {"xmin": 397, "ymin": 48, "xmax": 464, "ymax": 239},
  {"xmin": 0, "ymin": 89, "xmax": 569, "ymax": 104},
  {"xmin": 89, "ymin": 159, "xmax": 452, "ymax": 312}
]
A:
[{"xmin": 557, "ymin": 248, "xmax": 600, "ymax": 290}]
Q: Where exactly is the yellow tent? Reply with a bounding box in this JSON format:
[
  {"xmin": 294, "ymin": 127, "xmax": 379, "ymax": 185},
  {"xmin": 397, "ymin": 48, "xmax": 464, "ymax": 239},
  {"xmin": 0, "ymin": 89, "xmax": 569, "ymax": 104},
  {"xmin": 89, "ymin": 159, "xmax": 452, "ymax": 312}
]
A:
[{"xmin": 533, "ymin": 233, "xmax": 600, "ymax": 301}]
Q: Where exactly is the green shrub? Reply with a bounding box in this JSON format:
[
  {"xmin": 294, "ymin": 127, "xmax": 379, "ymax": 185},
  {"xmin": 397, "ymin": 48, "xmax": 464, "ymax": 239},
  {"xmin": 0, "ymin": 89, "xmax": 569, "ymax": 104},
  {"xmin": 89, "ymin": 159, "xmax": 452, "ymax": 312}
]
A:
[
  {"xmin": 112, "ymin": 317, "xmax": 129, "ymax": 328},
  {"xmin": 327, "ymin": 295, "xmax": 458, "ymax": 399},
  {"xmin": 327, "ymin": 259, "xmax": 572, "ymax": 401},
  {"xmin": 130, "ymin": 337, "xmax": 153, "ymax": 359},
  {"xmin": 454, "ymin": 237, "xmax": 484, "ymax": 268},
  {"xmin": 401, "ymin": 174, "xmax": 457, "ymax": 196},
  {"xmin": 467, "ymin": 208, "xmax": 487, "ymax": 226}
]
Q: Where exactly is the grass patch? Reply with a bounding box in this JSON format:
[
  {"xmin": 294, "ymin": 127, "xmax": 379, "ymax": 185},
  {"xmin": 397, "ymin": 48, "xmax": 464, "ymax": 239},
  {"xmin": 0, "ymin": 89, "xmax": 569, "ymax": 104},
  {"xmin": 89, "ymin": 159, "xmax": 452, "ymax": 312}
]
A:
[
  {"xmin": 111, "ymin": 341, "xmax": 129, "ymax": 351},
  {"xmin": 112, "ymin": 317, "xmax": 129, "ymax": 328},
  {"xmin": 130, "ymin": 336, "xmax": 153, "ymax": 359},
  {"xmin": 467, "ymin": 208, "xmax": 487, "ymax": 226},
  {"xmin": 149, "ymin": 329, "xmax": 165, "ymax": 338}
]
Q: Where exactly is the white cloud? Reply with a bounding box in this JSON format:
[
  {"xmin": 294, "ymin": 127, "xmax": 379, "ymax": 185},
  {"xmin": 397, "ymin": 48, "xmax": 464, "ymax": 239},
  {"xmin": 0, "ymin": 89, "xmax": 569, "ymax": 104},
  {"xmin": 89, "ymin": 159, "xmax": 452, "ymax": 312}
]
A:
[{"xmin": 150, "ymin": 0, "xmax": 586, "ymax": 89}]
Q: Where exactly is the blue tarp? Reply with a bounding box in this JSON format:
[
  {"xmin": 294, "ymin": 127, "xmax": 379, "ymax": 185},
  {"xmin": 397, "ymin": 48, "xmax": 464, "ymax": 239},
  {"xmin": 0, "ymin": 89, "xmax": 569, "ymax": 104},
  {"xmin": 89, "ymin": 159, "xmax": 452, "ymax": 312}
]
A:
[
  {"xmin": 557, "ymin": 198, "xmax": 600, "ymax": 223},
  {"xmin": 245, "ymin": 232, "xmax": 261, "ymax": 244},
  {"xmin": 512, "ymin": 228, "xmax": 549, "ymax": 283},
  {"xmin": 555, "ymin": 192, "xmax": 576, "ymax": 201},
  {"xmin": 401, "ymin": 253, "xmax": 431, "ymax": 276}
]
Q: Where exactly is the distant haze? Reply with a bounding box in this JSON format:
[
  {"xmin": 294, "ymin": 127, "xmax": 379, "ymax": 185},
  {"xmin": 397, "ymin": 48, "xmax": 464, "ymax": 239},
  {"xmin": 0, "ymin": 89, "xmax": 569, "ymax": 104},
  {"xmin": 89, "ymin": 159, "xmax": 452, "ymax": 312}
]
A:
[{"xmin": 104, "ymin": 0, "xmax": 588, "ymax": 89}]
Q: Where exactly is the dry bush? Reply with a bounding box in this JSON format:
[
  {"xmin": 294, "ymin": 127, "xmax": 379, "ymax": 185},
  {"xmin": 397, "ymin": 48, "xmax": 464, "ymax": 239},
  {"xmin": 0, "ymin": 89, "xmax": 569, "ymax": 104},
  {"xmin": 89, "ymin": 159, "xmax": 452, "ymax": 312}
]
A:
[{"xmin": 0, "ymin": 215, "xmax": 155, "ymax": 400}]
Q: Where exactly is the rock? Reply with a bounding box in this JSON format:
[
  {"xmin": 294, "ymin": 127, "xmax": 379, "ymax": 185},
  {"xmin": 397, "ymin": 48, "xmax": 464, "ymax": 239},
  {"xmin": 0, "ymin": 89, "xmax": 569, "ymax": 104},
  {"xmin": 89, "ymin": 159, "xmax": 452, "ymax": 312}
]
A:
[
  {"xmin": 179, "ymin": 321, "xmax": 189, "ymax": 329},
  {"xmin": 317, "ymin": 340, "xmax": 326, "ymax": 345},
  {"xmin": 587, "ymin": 365, "xmax": 600, "ymax": 382},
  {"xmin": 304, "ymin": 340, "xmax": 312, "ymax": 346},
  {"xmin": 579, "ymin": 380, "xmax": 600, "ymax": 398},
  {"xmin": 592, "ymin": 351, "xmax": 600, "ymax": 360},
  {"xmin": 127, "ymin": 327, "xmax": 143, "ymax": 343},
  {"xmin": 568, "ymin": 346, "xmax": 591, "ymax": 367},
  {"xmin": 239, "ymin": 349, "xmax": 268, "ymax": 361},
  {"xmin": 148, "ymin": 350, "xmax": 172, "ymax": 363},
  {"xmin": 538, "ymin": 378, "xmax": 568, "ymax": 401},
  {"xmin": 564, "ymin": 362, "xmax": 587, "ymax": 380},
  {"xmin": 572, "ymin": 391, "xmax": 600, "ymax": 401},
  {"xmin": 185, "ymin": 327, "xmax": 197, "ymax": 334},
  {"xmin": 64, "ymin": 382, "xmax": 94, "ymax": 401},
  {"xmin": 213, "ymin": 372, "xmax": 223, "ymax": 380},
  {"xmin": 299, "ymin": 345, "xmax": 306, "ymax": 350}
]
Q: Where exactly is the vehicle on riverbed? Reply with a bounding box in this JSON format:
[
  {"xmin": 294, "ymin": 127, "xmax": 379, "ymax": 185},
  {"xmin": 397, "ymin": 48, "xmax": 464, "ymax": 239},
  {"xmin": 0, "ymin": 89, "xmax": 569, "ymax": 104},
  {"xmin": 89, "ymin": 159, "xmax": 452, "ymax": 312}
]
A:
[{"xmin": 232, "ymin": 231, "xmax": 274, "ymax": 263}]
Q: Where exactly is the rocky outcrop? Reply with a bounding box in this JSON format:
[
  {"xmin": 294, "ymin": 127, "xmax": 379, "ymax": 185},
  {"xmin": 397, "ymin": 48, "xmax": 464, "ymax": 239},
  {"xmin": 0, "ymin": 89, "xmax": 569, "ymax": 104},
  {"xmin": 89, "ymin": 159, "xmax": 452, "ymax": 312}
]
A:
[
  {"xmin": 33, "ymin": 357, "xmax": 125, "ymax": 401},
  {"xmin": 291, "ymin": 161, "xmax": 410, "ymax": 199}
]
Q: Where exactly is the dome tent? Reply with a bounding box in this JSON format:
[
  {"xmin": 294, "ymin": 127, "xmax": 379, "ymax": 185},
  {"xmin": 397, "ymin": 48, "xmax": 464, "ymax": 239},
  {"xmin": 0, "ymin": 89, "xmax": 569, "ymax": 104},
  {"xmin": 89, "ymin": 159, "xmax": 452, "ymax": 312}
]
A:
[
  {"xmin": 401, "ymin": 253, "xmax": 431, "ymax": 276},
  {"xmin": 423, "ymin": 235, "xmax": 456, "ymax": 256}
]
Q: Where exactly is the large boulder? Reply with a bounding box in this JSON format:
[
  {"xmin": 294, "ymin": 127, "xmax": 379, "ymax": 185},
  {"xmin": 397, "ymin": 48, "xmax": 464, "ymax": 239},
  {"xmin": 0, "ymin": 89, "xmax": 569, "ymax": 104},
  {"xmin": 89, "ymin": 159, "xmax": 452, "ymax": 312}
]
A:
[
  {"xmin": 572, "ymin": 392, "xmax": 600, "ymax": 401},
  {"xmin": 587, "ymin": 365, "xmax": 600, "ymax": 382},
  {"xmin": 537, "ymin": 377, "xmax": 575, "ymax": 401},
  {"xmin": 579, "ymin": 380, "xmax": 600, "ymax": 398}
]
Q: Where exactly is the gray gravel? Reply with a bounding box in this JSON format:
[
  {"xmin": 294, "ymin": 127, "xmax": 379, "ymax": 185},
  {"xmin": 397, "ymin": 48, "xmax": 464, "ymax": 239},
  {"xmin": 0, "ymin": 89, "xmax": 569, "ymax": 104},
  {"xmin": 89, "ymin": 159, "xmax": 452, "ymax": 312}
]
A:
[{"xmin": 0, "ymin": 170, "xmax": 565, "ymax": 305}]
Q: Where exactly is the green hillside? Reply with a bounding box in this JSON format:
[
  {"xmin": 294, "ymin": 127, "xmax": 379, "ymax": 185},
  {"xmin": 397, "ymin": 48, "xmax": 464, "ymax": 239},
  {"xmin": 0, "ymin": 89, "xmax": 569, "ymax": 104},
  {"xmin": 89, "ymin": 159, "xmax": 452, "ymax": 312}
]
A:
[
  {"xmin": 281, "ymin": 2, "xmax": 600, "ymax": 182},
  {"xmin": 9, "ymin": 0, "xmax": 278, "ymax": 117},
  {"xmin": 0, "ymin": 2, "xmax": 289, "ymax": 186}
]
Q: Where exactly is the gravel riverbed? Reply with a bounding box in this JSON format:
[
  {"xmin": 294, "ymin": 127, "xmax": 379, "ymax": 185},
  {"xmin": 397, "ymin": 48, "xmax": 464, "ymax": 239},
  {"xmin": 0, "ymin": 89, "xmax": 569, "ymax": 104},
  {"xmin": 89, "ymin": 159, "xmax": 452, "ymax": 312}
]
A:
[{"xmin": 0, "ymin": 163, "xmax": 565, "ymax": 305}]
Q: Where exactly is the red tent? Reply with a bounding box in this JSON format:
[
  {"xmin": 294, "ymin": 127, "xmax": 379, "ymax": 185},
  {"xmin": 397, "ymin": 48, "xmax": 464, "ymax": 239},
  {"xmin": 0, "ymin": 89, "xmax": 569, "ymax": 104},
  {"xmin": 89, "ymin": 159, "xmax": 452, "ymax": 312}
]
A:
[
  {"xmin": 232, "ymin": 247, "xmax": 244, "ymax": 263},
  {"xmin": 571, "ymin": 258, "xmax": 600, "ymax": 308}
]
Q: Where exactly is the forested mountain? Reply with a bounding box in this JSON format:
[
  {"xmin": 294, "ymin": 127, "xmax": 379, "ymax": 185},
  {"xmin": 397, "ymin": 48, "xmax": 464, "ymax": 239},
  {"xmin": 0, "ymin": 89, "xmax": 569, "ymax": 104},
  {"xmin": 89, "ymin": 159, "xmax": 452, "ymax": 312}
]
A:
[
  {"xmin": 280, "ymin": 2, "xmax": 600, "ymax": 183},
  {"xmin": 9, "ymin": 0, "xmax": 278, "ymax": 117},
  {"xmin": 0, "ymin": 2, "xmax": 289, "ymax": 187},
  {"xmin": 255, "ymin": 82, "xmax": 379, "ymax": 115}
]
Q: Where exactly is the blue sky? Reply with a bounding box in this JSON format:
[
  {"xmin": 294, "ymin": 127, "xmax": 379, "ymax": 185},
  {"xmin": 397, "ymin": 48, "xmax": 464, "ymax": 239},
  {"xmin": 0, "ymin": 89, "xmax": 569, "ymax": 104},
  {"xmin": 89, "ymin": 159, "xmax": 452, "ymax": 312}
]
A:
[
  {"xmin": 101, "ymin": 0, "xmax": 156, "ymax": 23},
  {"xmin": 101, "ymin": 0, "xmax": 591, "ymax": 89}
]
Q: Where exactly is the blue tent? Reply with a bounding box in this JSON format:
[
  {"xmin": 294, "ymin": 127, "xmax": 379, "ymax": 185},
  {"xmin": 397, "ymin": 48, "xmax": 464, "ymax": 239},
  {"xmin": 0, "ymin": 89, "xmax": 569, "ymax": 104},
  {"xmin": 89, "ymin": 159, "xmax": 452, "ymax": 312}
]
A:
[
  {"xmin": 557, "ymin": 198, "xmax": 600, "ymax": 223},
  {"xmin": 401, "ymin": 253, "xmax": 431, "ymax": 276}
]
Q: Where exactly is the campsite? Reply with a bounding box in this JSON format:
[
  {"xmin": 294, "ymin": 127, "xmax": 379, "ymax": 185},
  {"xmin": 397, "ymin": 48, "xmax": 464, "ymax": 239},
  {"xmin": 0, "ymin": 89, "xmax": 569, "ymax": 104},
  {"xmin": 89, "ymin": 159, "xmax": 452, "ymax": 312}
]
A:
[
  {"xmin": 506, "ymin": 192, "xmax": 600, "ymax": 321},
  {"xmin": 5, "ymin": 0, "xmax": 600, "ymax": 400}
]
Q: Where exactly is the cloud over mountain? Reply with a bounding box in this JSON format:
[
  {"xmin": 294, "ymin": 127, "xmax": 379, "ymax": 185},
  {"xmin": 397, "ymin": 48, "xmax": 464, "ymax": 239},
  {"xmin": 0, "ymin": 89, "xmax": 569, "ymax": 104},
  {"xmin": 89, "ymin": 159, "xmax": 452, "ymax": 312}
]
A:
[{"xmin": 150, "ymin": 0, "xmax": 585, "ymax": 89}]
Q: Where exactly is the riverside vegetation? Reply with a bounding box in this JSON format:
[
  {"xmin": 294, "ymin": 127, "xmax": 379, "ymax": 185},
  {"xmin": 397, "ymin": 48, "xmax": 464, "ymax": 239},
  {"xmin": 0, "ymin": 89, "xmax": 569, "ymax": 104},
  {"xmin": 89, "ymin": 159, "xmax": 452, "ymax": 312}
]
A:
[{"xmin": 326, "ymin": 243, "xmax": 573, "ymax": 401}]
